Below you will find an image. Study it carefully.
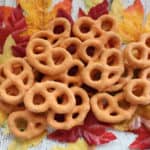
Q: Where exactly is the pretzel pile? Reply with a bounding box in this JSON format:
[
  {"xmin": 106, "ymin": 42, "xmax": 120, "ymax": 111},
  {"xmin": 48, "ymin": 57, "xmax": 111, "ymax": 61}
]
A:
[{"xmin": 0, "ymin": 15, "xmax": 150, "ymax": 140}]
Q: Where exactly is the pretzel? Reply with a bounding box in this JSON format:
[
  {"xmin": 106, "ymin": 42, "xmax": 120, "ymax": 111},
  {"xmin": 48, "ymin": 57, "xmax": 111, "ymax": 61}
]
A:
[
  {"xmin": 91, "ymin": 92, "xmax": 137, "ymax": 123},
  {"xmin": 139, "ymin": 67, "xmax": 150, "ymax": 81},
  {"xmin": 101, "ymin": 32, "xmax": 121, "ymax": 49},
  {"xmin": 48, "ymin": 17, "xmax": 71, "ymax": 37},
  {"xmin": 47, "ymin": 87, "xmax": 90, "ymax": 129},
  {"xmin": 96, "ymin": 14, "xmax": 117, "ymax": 32},
  {"xmin": 3, "ymin": 58, "xmax": 34, "ymax": 90},
  {"xmin": 8, "ymin": 110, "xmax": 47, "ymax": 140},
  {"xmin": 124, "ymin": 42, "xmax": 150, "ymax": 68},
  {"xmin": 140, "ymin": 33, "xmax": 150, "ymax": 49},
  {"xmin": 105, "ymin": 65, "xmax": 133, "ymax": 92},
  {"xmin": 24, "ymin": 81, "xmax": 75, "ymax": 113},
  {"xmin": 78, "ymin": 39, "xmax": 104, "ymax": 63},
  {"xmin": 60, "ymin": 37, "xmax": 81, "ymax": 58},
  {"xmin": 82, "ymin": 49, "xmax": 123, "ymax": 91},
  {"xmin": 0, "ymin": 78, "xmax": 25, "ymax": 105},
  {"xmin": 42, "ymin": 59, "xmax": 84, "ymax": 87},
  {"xmin": 125, "ymin": 79, "xmax": 150, "ymax": 105},
  {"xmin": 72, "ymin": 17, "xmax": 100, "ymax": 41},
  {"xmin": 31, "ymin": 30, "xmax": 64, "ymax": 47},
  {"xmin": 27, "ymin": 39, "xmax": 72, "ymax": 75}
]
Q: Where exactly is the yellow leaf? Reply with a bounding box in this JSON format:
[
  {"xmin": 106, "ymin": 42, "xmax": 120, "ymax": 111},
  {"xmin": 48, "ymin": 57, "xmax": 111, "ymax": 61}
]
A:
[
  {"xmin": 84, "ymin": 0, "xmax": 103, "ymax": 12},
  {"xmin": 8, "ymin": 132, "xmax": 46, "ymax": 150},
  {"xmin": 0, "ymin": 35, "xmax": 14, "ymax": 64},
  {"xmin": 110, "ymin": 0, "xmax": 124, "ymax": 21},
  {"xmin": 144, "ymin": 13, "xmax": 150, "ymax": 32},
  {"xmin": 18, "ymin": 0, "xmax": 56, "ymax": 35},
  {"xmin": 52, "ymin": 139, "xmax": 90, "ymax": 150}
]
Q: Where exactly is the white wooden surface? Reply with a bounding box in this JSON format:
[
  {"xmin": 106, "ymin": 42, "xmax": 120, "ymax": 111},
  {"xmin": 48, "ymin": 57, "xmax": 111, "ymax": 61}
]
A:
[{"xmin": 0, "ymin": 0, "xmax": 149, "ymax": 149}]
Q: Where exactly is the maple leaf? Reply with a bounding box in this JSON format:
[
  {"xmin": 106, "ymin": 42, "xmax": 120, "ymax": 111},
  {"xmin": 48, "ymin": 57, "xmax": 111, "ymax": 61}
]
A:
[
  {"xmin": 48, "ymin": 112, "xmax": 116, "ymax": 146},
  {"xmin": 18, "ymin": 0, "xmax": 56, "ymax": 35},
  {"xmin": 129, "ymin": 126, "xmax": 150, "ymax": 150},
  {"xmin": 0, "ymin": 5, "xmax": 29, "ymax": 57},
  {"xmin": 111, "ymin": 0, "xmax": 144, "ymax": 43}
]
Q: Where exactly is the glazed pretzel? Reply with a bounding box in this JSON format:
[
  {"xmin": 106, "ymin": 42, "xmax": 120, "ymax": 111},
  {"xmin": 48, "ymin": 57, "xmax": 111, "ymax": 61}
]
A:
[
  {"xmin": 91, "ymin": 92, "xmax": 137, "ymax": 123},
  {"xmin": 82, "ymin": 49, "xmax": 123, "ymax": 91},
  {"xmin": 47, "ymin": 87, "xmax": 90, "ymax": 129},
  {"xmin": 24, "ymin": 81, "xmax": 75, "ymax": 113},
  {"xmin": 48, "ymin": 17, "xmax": 71, "ymax": 37},
  {"xmin": 124, "ymin": 79, "xmax": 150, "ymax": 105},
  {"xmin": 140, "ymin": 33, "xmax": 150, "ymax": 49},
  {"xmin": 60, "ymin": 37, "xmax": 81, "ymax": 58},
  {"xmin": 27, "ymin": 38, "xmax": 72, "ymax": 75},
  {"xmin": 31, "ymin": 30, "xmax": 64, "ymax": 47},
  {"xmin": 101, "ymin": 32, "xmax": 121, "ymax": 49},
  {"xmin": 124, "ymin": 42, "xmax": 150, "ymax": 68},
  {"xmin": 0, "ymin": 78, "xmax": 25, "ymax": 105},
  {"xmin": 3, "ymin": 58, "xmax": 34, "ymax": 90},
  {"xmin": 105, "ymin": 65, "xmax": 133, "ymax": 92},
  {"xmin": 78, "ymin": 39, "xmax": 104, "ymax": 63},
  {"xmin": 72, "ymin": 17, "xmax": 100, "ymax": 41},
  {"xmin": 96, "ymin": 14, "xmax": 117, "ymax": 32},
  {"xmin": 139, "ymin": 67, "xmax": 150, "ymax": 81},
  {"xmin": 8, "ymin": 110, "xmax": 47, "ymax": 140},
  {"xmin": 43, "ymin": 59, "xmax": 84, "ymax": 87}
]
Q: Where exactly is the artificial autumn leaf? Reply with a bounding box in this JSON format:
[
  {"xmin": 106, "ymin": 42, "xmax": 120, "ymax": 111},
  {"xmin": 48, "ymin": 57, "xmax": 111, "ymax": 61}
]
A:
[
  {"xmin": 111, "ymin": 0, "xmax": 144, "ymax": 43},
  {"xmin": 0, "ymin": 5, "xmax": 28, "ymax": 58},
  {"xmin": 48, "ymin": 112, "xmax": 116, "ymax": 146},
  {"xmin": 78, "ymin": 8, "xmax": 86, "ymax": 18},
  {"xmin": 129, "ymin": 125, "xmax": 150, "ymax": 150},
  {"xmin": 110, "ymin": 0, "xmax": 124, "ymax": 21},
  {"xmin": 18, "ymin": 0, "xmax": 56, "ymax": 35},
  {"xmin": 0, "ymin": 35, "xmax": 14, "ymax": 64},
  {"xmin": 144, "ymin": 13, "xmax": 150, "ymax": 32},
  {"xmin": 54, "ymin": 0, "xmax": 72, "ymax": 15},
  {"xmin": 56, "ymin": 9, "xmax": 74, "ymax": 25},
  {"xmin": 8, "ymin": 132, "xmax": 46, "ymax": 150},
  {"xmin": 88, "ymin": 0, "xmax": 108, "ymax": 19},
  {"xmin": 84, "ymin": 0, "xmax": 103, "ymax": 12}
]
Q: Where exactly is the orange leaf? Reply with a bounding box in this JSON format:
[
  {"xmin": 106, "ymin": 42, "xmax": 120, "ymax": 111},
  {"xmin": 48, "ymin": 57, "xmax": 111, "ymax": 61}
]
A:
[{"xmin": 54, "ymin": 0, "xmax": 72, "ymax": 14}]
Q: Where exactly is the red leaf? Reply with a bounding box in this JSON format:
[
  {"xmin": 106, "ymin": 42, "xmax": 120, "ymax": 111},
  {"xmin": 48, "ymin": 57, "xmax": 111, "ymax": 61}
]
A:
[
  {"xmin": 0, "ymin": 5, "xmax": 29, "ymax": 57},
  {"xmin": 88, "ymin": 0, "xmax": 108, "ymax": 19},
  {"xmin": 129, "ymin": 125, "xmax": 150, "ymax": 150},
  {"xmin": 56, "ymin": 9, "xmax": 74, "ymax": 25},
  {"xmin": 78, "ymin": 8, "xmax": 86, "ymax": 17},
  {"xmin": 48, "ymin": 112, "xmax": 116, "ymax": 145}
]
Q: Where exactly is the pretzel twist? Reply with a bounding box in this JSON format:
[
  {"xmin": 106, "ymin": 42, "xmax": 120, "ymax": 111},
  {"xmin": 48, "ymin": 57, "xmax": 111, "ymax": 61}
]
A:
[
  {"xmin": 8, "ymin": 110, "xmax": 47, "ymax": 140},
  {"xmin": 91, "ymin": 92, "xmax": 137, "ymax": 123}
]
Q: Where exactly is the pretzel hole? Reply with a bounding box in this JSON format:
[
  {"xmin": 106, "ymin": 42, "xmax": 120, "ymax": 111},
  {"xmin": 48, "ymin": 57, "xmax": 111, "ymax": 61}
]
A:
[
  {"xmin": 98, "ymin": 98, "xmax": 108, "ymax": 109},
  {"xmin": 39, "ymin": 59, "xmax": 47, "ymax": 65},
  {"xmin": 35, "ymin": 122, "xmax": 42, "ymax": 128},
  {"xmin": 81, "ymin": 84, "xmax": 98, "ymax": 96},
  {"xmin": 57, "ymin": 94, "xmax": 68, "ymax": 104},
  {"xmin": 107, "ymin": 54, "xmax": 119, "ymax": 66},
  {"xmin": 80, "ymin": 24, "xmax": 91, "ymax": 33},
  {"xmin": 145, "ymin": 37, "xmax": 150, "ymax": 48},
  {"xmin": 90, "ymin": 69, "xmax": 101, "ymax": 81},
  {"xmin": 52, "ymin": 52, "xmax": 65, "ymax": 65},
  {"xmin": 148, "ymin": 53, "xmax": 150, "ymax": 60},
  {"xmin": 15, "ymin": 118, "xmax": 28, "ymax": 132},
  {"xmin": 108, "ymin": 72, "xmax": 115, "ymax": 78},
  {"xmin": 68, "ymin": 65, "xmax": 79, "ymax": 76},
  {"xmin": 33, "ymin": 46, "xmax": 45, "ymax": 55},
  {"xmin": 132, "ymin": 84, "xmax": 144, "ymax": 97},
  {"xmin": 46, "ymin": 87, "xmax": 55, "ymax": 93},
  {"xmin": 66, "ymin": 44, "xmax": 77, "ymax": 54},
  {"xmin": 110, "ymin": 112, "xmax": 118, "ymax": 116},
  {"xmin": 23, "ymin": 76, "xmax": 29, "ymax": 85},
  {"xmin": 6, "ymin": 85, "xmax": 19, "ymax": 96},
  {"xmin": 122, "ymin": 68, "xmax": 128, "ymax": 77},
  {"xmin": 51, "ymin": 39, "xmax": 58, "ymax": 45},
  {"xmin": 118, "ymin": 100, "xmax": 130, "ymax": 110},
  {"xmin": 106, "ymin": 36, "xmax": 119, "ymax": 48},
  {"xmin": 146, "ymin": 73, "xmax": 150, "ymax": 81},
  {"xmin": 75, "ymin": 95, "xmax": 82, "ymax": 105},
  {"xmin": 0, "ymin": 68, "xmax": 6, "ymax": 78},
  {"xmin": 86, "ymin": 46, "xmax": 95, "ymax": 57},
  {"xmin": 11, "ymin": 63, "xmax": 23, "ymax": 75},
  {"xmin": 101, "ymin": 20, "xmax": 113, "ymax": 31},
  {"xmin": 33, "ymin": 94, "xmax": 45, "ymax": 105},
  {"xmin": 53, "ymin": 25, "xmax": 64, "ymax": 34},
  {"xmin": 132, "ymin": 48, "xmax": 143, "ymax": 59},
  {"xmin": 72, "ymin": 113, "xmax": 79, "ymax": 119},
  {"xmin": 68, "ymin": 83, "xmax": 74, "ymax": 87},
  {"xmin": 54, "ymin": 114, "xmax": 65, "ymax": 122}
]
